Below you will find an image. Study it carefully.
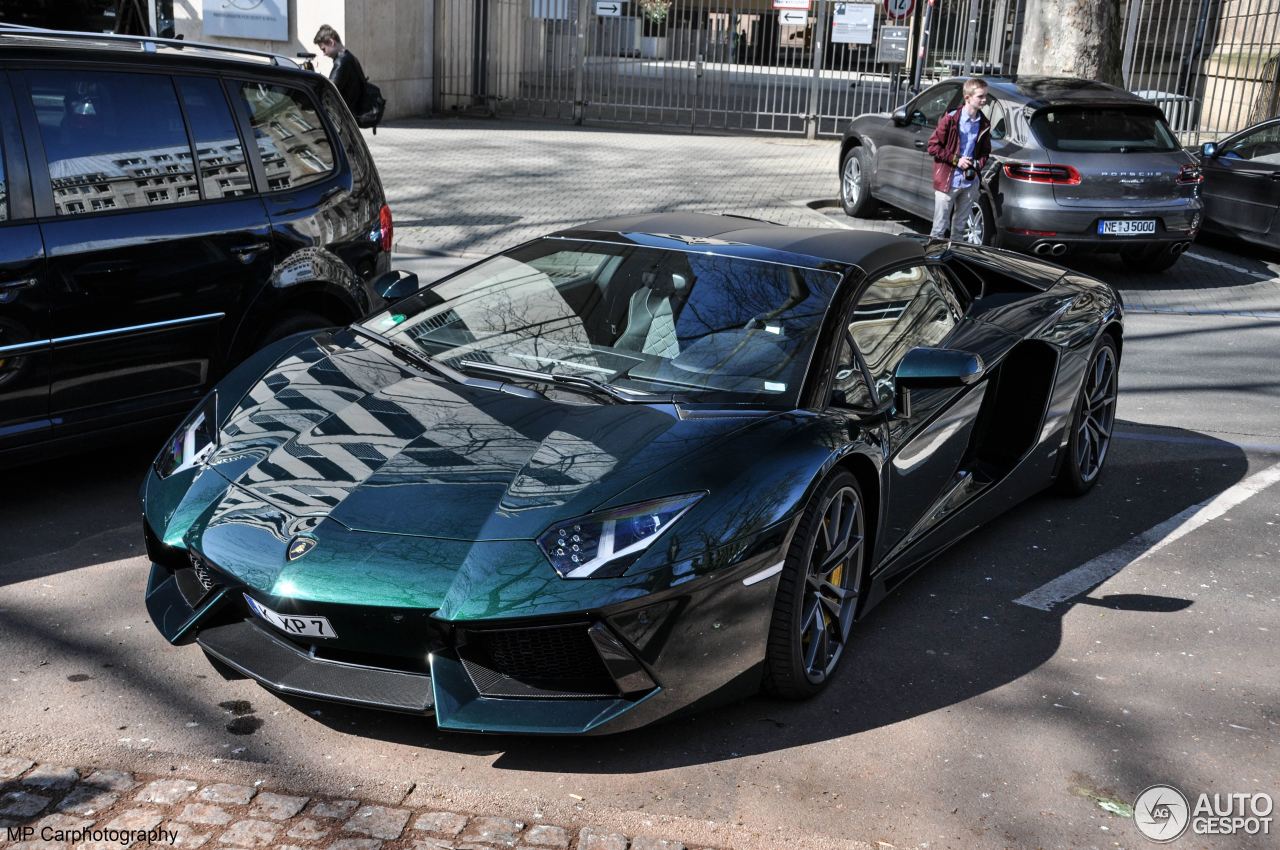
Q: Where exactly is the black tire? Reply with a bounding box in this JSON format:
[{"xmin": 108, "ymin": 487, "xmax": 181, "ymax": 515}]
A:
[
  {"xmin": 257, "ymin": 311, "xmax": 333, "ymax": 350},
  {"xmin": 840, "ymin": 147, "xmax": 876, "ymax": 218},
  {"xmin": 1056, "ymin": 335, "xmax": 1119, "ymax": 496},
  {"xmin": 1121, "ymin": 244, "xmax": 1181, "ymax": 272},
  {"xmin": 763, "ymin": 469, "xmax": 866, "ymax": 699}
]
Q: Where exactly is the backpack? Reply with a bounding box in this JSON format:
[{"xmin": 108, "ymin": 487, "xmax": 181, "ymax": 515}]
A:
[{"xmin": 356, "ymin": 80, "xmax": 386, "ymax": 133}]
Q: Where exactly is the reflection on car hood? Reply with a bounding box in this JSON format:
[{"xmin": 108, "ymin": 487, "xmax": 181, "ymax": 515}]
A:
[{"xmin": 202, "ymin": 333, "xmax": 764, "ymax": 541}]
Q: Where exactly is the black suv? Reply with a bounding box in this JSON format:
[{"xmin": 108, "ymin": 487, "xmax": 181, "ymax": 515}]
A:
[{"xmin": 0, "ymin": 26, "xmax": 398, "ymax": 464}]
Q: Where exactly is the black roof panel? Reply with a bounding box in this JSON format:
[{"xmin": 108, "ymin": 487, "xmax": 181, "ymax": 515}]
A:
[{"xmin": 554, "ymin": 213, "xmax": 923, "ymax": 272}]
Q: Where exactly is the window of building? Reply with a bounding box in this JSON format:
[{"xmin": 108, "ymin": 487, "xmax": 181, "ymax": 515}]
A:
[
  {"xmin": 0, "ymin": 131, "xmax": 7, "ymax": 222},
  {"xmin": 176, "ymin": 77, "xmax": 252, "ymax": 200},
  {"xmin": 237, "ymin": 82, "xmax": 334, "ymax": 192},
  {"xmin": 29, "ymin": 71, "xmax": 198, "ymax": 216}
]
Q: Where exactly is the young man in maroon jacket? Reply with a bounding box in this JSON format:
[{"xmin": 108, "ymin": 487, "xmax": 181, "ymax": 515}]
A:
[{"xmin": 926, "ymin": 78, "xmax": 992, "ymax": 240}]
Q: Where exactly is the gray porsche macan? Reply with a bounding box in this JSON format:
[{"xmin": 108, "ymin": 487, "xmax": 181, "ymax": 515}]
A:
[{"xmin": 839, "ymin": 77, "xmax": 1204, "ymax": 271}]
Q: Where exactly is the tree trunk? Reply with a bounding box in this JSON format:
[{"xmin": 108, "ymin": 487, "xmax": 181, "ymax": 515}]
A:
[{"xmin": 1019, "ymin": 0, "xmax": 1125, "ymax": 86}]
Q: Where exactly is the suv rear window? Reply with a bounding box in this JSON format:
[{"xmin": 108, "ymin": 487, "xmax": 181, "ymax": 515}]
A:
[
  {"xmin": 1030, "ymin": 107, "xmax": 1179, "ymax": 153},
  {"xmin": 237, "ymin": 82, "xmax": 335, "ymax": 192}
]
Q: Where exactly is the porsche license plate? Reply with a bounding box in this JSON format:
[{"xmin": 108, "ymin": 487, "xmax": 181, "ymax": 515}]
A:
[
  {"xmin": 244, "ymin": 594, "xmax": 338, "ymax": 639},
  {"xmin": 1098, "ymin": 219, "xmax": 1156, "ymax": 235}
]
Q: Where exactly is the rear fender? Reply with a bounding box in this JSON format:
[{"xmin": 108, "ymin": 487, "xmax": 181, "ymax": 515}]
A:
[{"xmin": 226, "ymin": 247, "xmax": 376, "ymax": 365}]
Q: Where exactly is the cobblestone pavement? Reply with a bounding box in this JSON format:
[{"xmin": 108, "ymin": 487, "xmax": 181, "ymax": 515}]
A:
[
  {"xmin": 370, "ymin": 116, "xmax": 1280, "ymax": 316},
  {"xmin": 0, "ymin": 759, "xmax": 717, "ymax": 850}
]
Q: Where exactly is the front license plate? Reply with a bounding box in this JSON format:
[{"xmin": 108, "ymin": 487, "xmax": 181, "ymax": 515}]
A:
[
  {"xmin": 1098, "ymin": 219, "xmax": 1156, "ymax": 235},
  {"xmin": 244, "ymin": 594, "xmax": 338, "ymax": 639}
]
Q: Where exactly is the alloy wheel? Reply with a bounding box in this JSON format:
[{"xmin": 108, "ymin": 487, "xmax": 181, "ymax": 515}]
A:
[
  {"xmin": 1075, "ymin": 344, "xmax": 1118, "ymax": 482},
  {"xmin": 842, "ymin": 156, "xmax": 862, "ymax": 209},
  {"xmin": 799, "ymin": 484, "xmax": 863, "ymax": 682},
  {"xmin": 960, "ymin": 203, "xmax": 985, "ymax": 244}
]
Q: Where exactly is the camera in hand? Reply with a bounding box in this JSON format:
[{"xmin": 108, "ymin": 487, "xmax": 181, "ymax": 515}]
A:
[{"xmin": 963, "ymin": 165, "xmax": 977, "ymax": 181}]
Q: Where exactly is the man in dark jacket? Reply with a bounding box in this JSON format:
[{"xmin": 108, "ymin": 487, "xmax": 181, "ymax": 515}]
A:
[
  {"xmin": 313, "ymin": 24, "xmax": 365, "ymax": 113},
  {"xmin": 926, "ymin": 78, "xmax": 992, "ymax": 241}
]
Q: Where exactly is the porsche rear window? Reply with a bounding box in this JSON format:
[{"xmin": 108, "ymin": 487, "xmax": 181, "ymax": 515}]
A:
[{"xmin": 1030, "ymin": 107, "xmax": 1179, "ymax": 153}]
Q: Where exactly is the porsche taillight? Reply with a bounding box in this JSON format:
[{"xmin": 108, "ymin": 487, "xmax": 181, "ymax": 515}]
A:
[
  {"xmin": 1177, "ymin": 164, "xmax": 1203, "ymax": 184},
  {"xmin": 378, "ymin": 204, "xmax": 393, "ymax": 253},
  {"xmin": 1002, "ymin": 162, "xmax": 1083, "ymax": 185}
]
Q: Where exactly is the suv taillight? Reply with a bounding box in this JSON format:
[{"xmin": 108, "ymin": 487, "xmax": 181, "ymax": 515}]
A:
[
  {"xmin": 1177, "ymin": 164, "xmax": 1203, "ymax": 184},
  {"xmin": 378, "ymin": 204, "xmax": 393, "ymax": 253},
  {"xmin": 1002, "ymin": 163, "xmax": 1082, "ymax": 185}
]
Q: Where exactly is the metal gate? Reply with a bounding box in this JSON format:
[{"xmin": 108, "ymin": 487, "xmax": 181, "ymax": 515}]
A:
[
  {"xmin": 1122, "ymin": 0, "xmax": 1280, "ymax": 144},
  {"xmin": 434, "ymin": 0, "xmax": 1275, "ymax": 141},
  {"xmin": 434, "ymin": 0, "xmax": 1019, "ymax": 137}
]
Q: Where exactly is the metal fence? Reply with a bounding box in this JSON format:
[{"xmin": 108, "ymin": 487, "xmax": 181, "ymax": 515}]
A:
[
  {"xmin": 434, "ymin": 0, "xmax": 1277, "ymax": 142},
  {"xmin": 1123, "ymin": 0, "xmax": 1280, "ymax": 143}
]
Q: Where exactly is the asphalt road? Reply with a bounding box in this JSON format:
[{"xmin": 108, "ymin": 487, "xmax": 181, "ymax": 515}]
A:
[{"xmin": 2, "ymin": 277, "xmax": 1278, "ymax": 849}]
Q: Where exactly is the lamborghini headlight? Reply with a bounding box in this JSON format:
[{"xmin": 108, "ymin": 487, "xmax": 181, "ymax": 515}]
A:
[
  {"xmin": 155, "ymin": 392, "xmax": 218, "ymax": 479},
  {"xmin": 538, "ymin": 493, "xmax": 703, "ymax": 579}
]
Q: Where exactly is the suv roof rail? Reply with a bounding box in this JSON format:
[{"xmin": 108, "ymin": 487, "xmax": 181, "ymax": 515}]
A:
[{"xmin": 0, "ymin": 23, "xmax": 301, "ymax": 69}]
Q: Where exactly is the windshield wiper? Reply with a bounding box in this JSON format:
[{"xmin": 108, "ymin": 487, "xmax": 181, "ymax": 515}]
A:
[
  {"xmin": 457, "ymin": 360, "xmax": 657, "ymax": 404},
  {"xmin": 350, "ymin": 324, "xmax": 465, "ymax": 382},
  {"xmin": 351, "ymin": 326, "xmax": 543, "ymax": 399}
]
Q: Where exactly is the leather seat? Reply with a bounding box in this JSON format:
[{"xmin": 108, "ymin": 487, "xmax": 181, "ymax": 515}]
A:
[{"xmin": 613, "ymin": 271, "xmax": 689, "ymax": 358}]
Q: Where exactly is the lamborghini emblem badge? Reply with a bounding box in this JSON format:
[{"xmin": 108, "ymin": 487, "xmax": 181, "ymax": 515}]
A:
[{"xmin": 286, "ymin": 536, "xmax": 316, "ymax": 561}]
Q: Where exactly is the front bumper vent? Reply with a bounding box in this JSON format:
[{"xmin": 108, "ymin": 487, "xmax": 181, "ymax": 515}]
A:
[{"xmin": 460, "ymin": 623, "xmax": 621, "ymax": 699}]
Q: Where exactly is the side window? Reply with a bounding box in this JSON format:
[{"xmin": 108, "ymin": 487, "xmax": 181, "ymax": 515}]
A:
[
  {"xmin": 1222, "ymin": 123, "xmax": 1280, "ymax": 164},
  {"xmin": 238, "ymin": 82, "xmax": 335, "ymax": 192},
  {"xmin": 321, "ymin": 90, "xmax": 369, "ymax": 189},
  {"xmin": 982, "ymin": 97, "xmax": 1007, "ymax": 141},
  {"xmin": 0, "ymin": 129, "xmax": 7, "ymax": 222},
  {"xmin": 29, "ymin": 71, "xmax": 198, "ymax": 215},
  {"xmin": 911, "ymin": 85, "xmax": 960, "ymax": 128},
  {"xmin": 831, "ymin": 333, "xmax": 875, "ymax": 409},
  {"xmin": 177, "ymin": 77, "xmax": 252, "ymax": 200},
  {"xmin": 849, "ymin": 265, "xmax": 964, "ymax": 402}
]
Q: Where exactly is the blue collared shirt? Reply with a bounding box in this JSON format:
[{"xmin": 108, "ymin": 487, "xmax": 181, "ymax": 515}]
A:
[{"xmin": 952, "ymin": 110, "xmax": 981, "ymax": 189}]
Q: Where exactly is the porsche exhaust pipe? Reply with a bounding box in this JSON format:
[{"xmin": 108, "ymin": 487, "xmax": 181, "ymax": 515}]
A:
[
  {"xmin": 1033, "ymin": 243, "xmax": 1052, "ymax": 255},
  {"xmin": 1171, "ymin": 241, "xmax": 1191, "ymax": 255},
  {"xmin": 1050, "ymin": 243, "xmax": 1068, "ymax": 256}
]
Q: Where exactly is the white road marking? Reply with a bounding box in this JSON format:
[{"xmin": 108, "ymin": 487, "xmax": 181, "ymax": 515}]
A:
[
  {"xmin": 1184, "ymin": 251, "xmax": 1279, "ymax": 281},
  {"xmin": 1014, "ymin": 459, "xmax": 1280, "ymax": 611},
  {"xmin": 742, "ymin": 560, "xmax": 786, "ymax": 586}
]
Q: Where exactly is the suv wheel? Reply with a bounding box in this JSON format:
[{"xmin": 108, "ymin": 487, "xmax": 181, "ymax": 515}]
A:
[
  {"xmin": 959, "ymin": 198, "xmax": 996, "ymax": 246},
  {"xmin": 259, "ymin": 311, "xmax": 333, "ymax": 349},
  {"xmin": 840, "ymin": 148, "xmax": 875, "ymax": 218}
]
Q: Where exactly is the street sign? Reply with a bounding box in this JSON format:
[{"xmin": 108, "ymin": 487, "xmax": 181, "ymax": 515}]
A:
[
  {"xmin": 778, "ymin": 9, "xmax": 810, "ymax": 26},
  {"xmin": 883, "ymin": 0, "xmax": 914, "ymax": 19},
  {"xmin": 595, "ymin": 0, "xmax": 623, "ymax": 16},
  {"xmin": 877, "ymin": 25, "xmax": 910, "ymax": 63},
  {"xmin": 773, "ymin": 0, "xmax": 812, "ymax": 10},
  {"xmin": 831, "ymin": 3, "xmax": 875, "ymax": 44}
]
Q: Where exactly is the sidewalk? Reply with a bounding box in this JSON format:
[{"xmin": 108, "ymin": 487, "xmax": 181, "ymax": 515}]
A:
[{"xmin": 0, "ymin": 758, "xmax": 722, "ymax": 850}]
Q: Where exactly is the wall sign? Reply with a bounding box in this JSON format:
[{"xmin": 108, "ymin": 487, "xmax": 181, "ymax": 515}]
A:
[
  {"xmin": 832, "ymin": 3, "xmax": 876, "ymax": 44},
  {"xmin": 204, "ymin": 0, "xmax": 289, "ymax": 42}
]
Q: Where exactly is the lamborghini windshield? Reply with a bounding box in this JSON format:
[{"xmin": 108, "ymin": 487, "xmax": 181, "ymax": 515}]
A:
[{"xmin": 363, "ymin": 238, "xmax": 841, "ymax": 405}]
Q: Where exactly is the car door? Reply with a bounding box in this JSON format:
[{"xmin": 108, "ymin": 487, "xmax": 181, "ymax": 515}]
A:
[
  {"xmin": 1202, "ymin": 119, "xmax": 1280, "ymax": 241},
  {"xmin": 15, "ymin": 66, "xmax": 272, "ymax": 438},
  {"xmin": 878, "ymin": 83, "xmax": 961, "ymax": 216},
  {"xmin": 0, "ymin": 71, "xmax": 52, "ymax": 451},
  {"xmin": 842, "ymin": 262, "xmax": 976, "ymax": 558}
]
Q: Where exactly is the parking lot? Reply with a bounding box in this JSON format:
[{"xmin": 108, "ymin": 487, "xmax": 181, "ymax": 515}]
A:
[{"xmin": 2, "ymin": 118, "xmax": 1278, "ymax": 850}]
